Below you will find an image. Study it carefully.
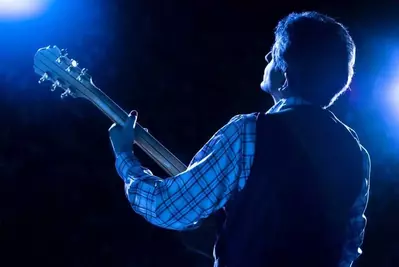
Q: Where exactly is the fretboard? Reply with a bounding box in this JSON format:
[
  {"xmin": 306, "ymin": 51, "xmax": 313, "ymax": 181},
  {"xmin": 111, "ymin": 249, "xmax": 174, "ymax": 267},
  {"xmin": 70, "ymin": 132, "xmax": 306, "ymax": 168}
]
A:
[{"xmin": 88, "ymin": 82, "xmax": 187, "ymax": 176}]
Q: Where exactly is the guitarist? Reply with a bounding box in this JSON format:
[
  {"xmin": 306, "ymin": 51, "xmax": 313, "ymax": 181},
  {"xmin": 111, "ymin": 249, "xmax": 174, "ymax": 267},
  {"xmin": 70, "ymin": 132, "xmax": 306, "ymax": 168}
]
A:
[{"xmin": 109, "ymin": 11, "xmax": 370, "ymax": 267}]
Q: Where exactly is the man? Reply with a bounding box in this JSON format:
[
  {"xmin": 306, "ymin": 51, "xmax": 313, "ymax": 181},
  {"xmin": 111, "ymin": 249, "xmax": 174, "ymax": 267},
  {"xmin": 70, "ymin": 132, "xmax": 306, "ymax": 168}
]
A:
[{"xmin": 109, "ymin": 11, "xmax": 370, "ymax": 267}]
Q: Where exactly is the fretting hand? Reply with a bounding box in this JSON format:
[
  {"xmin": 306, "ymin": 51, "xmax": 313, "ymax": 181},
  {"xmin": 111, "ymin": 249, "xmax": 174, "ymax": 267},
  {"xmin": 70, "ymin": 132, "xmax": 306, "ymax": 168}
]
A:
[{"xmin": 109, "ymin": 110, "xmax": 138, "ymax": 155}]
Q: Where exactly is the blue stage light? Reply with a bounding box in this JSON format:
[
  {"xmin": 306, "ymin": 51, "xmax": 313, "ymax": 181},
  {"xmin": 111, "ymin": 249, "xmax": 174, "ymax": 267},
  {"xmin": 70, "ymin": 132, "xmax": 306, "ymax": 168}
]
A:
[{"xmin": 0, "ymin": 0, "xmax": 53, "ymax": 20}]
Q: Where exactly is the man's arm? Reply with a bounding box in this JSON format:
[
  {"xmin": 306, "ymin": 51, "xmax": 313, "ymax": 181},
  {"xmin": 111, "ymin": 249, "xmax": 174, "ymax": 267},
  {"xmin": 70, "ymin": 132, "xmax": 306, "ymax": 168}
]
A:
[
  {"xmin": 340, "ymin": 144, "xmax": 371, "ymax": 266},
  {"xmin": 115, "ymin": 115, "xmax": 248, "ymax": 231}
]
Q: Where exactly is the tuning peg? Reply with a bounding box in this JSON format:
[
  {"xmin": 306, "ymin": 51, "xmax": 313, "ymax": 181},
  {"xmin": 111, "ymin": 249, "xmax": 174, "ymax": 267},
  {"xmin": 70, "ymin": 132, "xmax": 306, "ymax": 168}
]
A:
[
  {"xmin": 61, "ymin": 48, "xmax": 68, "ymax": 56},
  {"xmin": 38, "ymin": 73, "xmax": 49, "ymax": 84},
  {"xmin": 51, "ymin": 80, "xmax": 60, "ymax": 91},
  {"xmin": 81, "ymin": 68, "xmax": 88, "ymax": 75},
  {"xmin": 56, "ymin": 56, "xmax": 66, "ymax": 64},
  {"xmin": 71, "ymin": 59, "xmax": 79, "ymax": 67},
  {"xmin": 60, "ymin": 90, "xmax": 70, "ymax": 99},
  {"xmin": 66, "ymin": 64, "xmax": 78, "ymax": 73}
]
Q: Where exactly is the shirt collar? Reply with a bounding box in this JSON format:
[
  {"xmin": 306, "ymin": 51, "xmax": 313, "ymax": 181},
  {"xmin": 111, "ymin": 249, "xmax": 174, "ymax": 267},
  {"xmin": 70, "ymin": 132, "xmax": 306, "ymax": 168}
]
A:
[{"xmin": 266, "ymin": 97, "xmax": 312, "ymax": 114}]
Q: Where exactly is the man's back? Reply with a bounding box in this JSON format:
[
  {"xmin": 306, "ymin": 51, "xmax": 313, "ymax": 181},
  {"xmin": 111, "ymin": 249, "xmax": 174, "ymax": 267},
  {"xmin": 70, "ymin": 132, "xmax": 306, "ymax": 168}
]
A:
[
  {"xmin": 108, "ymin": 11, "xmax": 368, "ymax": 267},
  {"xmin": 214, "ymin": 106, "xmax": 369, "ymax": 267}
]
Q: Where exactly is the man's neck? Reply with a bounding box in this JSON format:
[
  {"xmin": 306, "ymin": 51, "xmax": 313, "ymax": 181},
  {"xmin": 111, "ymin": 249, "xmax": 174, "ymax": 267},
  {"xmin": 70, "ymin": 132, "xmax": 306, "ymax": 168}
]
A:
[
  {"xmin": 271, "ymin": 95, "xmax": 282, "ymax": 105},
  {"xmin": 270, "ymin": 88, "xmax": 292, "ymax": 104}
]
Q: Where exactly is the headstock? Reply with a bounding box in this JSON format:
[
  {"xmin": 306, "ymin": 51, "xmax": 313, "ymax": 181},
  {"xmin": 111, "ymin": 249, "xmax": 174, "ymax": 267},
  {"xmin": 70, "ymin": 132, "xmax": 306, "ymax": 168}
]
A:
[
  {"xmin": 33, "ymin": 45, "xmax": 94, "ymax": 100},
  {"xmin": 34, "ymin": 45, "xmax": 131, "ymax": 126}
]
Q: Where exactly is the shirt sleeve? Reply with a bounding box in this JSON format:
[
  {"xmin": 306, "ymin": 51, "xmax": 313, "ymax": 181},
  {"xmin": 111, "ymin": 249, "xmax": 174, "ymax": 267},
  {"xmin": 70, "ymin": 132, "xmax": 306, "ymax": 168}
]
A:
[
  {"xmin": 115, "ymin": 115, "xmax": 248, "ymax": 231},
  {"xmin": 339, "ymin": 144, "xmax": 371, "ymax": 266}
]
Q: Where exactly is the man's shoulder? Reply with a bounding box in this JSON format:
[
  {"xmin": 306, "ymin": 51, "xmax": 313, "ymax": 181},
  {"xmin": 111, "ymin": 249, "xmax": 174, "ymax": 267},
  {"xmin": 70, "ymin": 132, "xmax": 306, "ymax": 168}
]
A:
[
  {"xmin": 327, "ymin": 112, "xmax": 371, "ymax": 168},
  {"xmin": 226, "ymin": 112, "xmax": 258, "ymax": 126},
  {"xmin": 215, "ymin": 113, "xmax": 258, "ymax": 137}
]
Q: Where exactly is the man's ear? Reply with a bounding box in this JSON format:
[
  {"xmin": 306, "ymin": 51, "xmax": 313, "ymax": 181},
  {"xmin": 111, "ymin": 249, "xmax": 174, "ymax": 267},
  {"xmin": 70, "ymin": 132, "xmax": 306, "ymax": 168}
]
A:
[
  {"xmin": 282, "ymin": 72, "xmax": 288, "ymax": 88},
  {"xmin": 277, "ymin": 72, "xmax": 289, "ymax": 99},
  {"xmin": 271, "ymin": 64, "xmax": 286, "ymax": 85},
  {"xmin": 274, "ymin": 67, "xmax": 287, "ymax": 89}
]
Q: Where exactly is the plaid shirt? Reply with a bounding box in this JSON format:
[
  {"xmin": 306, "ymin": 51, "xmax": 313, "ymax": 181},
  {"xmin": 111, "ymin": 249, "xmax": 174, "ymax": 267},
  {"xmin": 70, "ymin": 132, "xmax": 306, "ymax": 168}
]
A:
[{"xmin": 115, "ymin": 98, "xmax": 370, "ymax": 265}]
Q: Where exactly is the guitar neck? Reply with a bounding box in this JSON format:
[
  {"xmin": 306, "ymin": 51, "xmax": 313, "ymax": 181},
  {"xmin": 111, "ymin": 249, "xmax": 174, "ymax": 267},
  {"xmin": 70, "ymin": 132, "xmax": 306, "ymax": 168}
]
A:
[
  {"xmin": 87, "ymin": 83, "xmax": 187, "ymax": 176},
  {"xmin": 33, "ymin": 45, "xmax": 214, "ymax": 259}
]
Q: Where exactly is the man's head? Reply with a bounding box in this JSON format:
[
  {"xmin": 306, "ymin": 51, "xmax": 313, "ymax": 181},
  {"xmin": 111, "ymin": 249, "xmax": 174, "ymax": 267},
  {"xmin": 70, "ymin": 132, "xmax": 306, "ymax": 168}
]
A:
[{"xmin": 260, "ymin": 11, "xmax": 356, "ymax": 108}]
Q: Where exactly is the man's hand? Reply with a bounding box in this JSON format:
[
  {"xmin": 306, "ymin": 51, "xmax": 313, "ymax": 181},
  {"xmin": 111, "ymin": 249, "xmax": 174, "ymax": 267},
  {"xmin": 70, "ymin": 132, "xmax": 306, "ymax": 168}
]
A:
[{"xmin": 109, "ymin": 110, "xmax": 138, "ymax": 155}]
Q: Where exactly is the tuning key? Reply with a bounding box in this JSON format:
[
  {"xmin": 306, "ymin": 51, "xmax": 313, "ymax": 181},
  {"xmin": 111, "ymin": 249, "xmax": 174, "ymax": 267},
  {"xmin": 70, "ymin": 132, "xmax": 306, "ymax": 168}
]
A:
[
  {"xmin": 60, "ymin": 89, "xmax": 71, "ymax": 99},
  {"xmin": 76, "ymin": 68, "xmax": 89, "ymax": 82},
  {"xmin": 38, "ymin": 73, "xmax": 49, "ymax": 84},
  {"xmin": 71, "ymin": 59, "xmax": 79, "ymax": 67},
  {"xmin": 56, "ymin": 56, "xmax": 66, "ymax": 64},
  {"xmin": 61, "ymin": 48, "xmax": 68, "ymax": 56},
  {"xmin": 66, "ymin": 64, "xmax": 77, "ymax": 73},
  {"xmin": 81, "ymin": 68, "xmax": 88, "ymax": 75},
  {"xmin": 51, "ymin": 80, "xmax": 61, "ymax": 91}
]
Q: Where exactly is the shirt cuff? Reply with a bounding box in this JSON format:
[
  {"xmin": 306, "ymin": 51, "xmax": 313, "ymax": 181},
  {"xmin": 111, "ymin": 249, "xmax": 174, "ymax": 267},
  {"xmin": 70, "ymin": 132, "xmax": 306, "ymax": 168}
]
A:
[{"xmin": 115, "ymin": 152, "xmax": 139, "ymax": 180}]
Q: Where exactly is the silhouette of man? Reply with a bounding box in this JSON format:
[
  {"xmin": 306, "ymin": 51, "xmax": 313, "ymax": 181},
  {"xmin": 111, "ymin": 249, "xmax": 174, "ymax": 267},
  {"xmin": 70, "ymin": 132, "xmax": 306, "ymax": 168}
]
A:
[{"xmin": 109, "ymin": 11, "xmax": 370, "ymax": 267}]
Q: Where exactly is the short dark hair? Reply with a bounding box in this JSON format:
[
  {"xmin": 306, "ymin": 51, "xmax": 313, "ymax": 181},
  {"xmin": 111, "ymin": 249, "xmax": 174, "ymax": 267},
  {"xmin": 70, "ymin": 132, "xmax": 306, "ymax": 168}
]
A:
[{"xmin": 272, "ymin": 11, "xmax": 356, "ymax": 108}]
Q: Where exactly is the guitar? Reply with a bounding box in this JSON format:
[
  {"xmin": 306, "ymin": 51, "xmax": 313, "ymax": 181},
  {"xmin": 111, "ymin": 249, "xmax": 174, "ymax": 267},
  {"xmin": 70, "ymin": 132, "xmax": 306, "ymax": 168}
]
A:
[{"xmin": 33, "ymin": 45, "xmax": 215, "ymax": 259}]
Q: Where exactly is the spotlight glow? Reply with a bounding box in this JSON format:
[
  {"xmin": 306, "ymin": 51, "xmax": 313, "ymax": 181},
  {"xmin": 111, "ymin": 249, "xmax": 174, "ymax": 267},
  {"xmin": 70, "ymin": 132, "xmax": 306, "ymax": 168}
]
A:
[{"xmin": 0, "ymin": 0, "xmax": 52, "ymax": 20}]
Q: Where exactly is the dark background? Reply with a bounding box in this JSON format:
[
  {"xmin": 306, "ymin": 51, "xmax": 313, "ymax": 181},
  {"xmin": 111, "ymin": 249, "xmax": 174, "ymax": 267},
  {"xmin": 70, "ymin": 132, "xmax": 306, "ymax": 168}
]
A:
[{"xmin": 1, "ymin": 0, "xmax": 399, "ymax": 266}]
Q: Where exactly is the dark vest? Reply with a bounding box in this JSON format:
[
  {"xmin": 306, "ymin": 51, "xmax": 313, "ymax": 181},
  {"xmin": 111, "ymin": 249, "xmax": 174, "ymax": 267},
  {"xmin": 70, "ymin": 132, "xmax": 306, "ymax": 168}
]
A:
[{"xmin": 214, "ymin": 106, "xmax": 364, "ymax": 267}]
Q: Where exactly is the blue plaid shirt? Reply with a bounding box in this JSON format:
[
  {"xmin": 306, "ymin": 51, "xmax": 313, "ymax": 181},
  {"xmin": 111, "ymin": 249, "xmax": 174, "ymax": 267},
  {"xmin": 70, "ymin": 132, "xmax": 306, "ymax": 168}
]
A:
[{"xmin": 115, "ymin": 97, "xmax": 370, "ymax": 266}]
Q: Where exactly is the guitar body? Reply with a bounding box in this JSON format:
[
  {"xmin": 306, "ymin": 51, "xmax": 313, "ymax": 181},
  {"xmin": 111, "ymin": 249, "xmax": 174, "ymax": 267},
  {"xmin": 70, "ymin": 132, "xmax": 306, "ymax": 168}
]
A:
[{"xmin": 33, "ymin": 45, "xmax": 216, "ymax": 259}]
